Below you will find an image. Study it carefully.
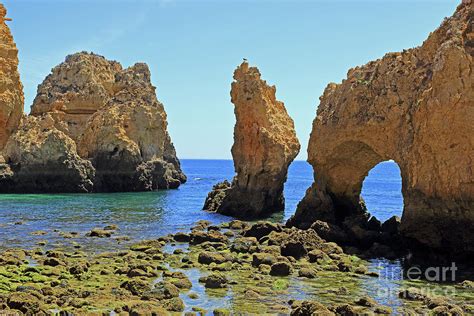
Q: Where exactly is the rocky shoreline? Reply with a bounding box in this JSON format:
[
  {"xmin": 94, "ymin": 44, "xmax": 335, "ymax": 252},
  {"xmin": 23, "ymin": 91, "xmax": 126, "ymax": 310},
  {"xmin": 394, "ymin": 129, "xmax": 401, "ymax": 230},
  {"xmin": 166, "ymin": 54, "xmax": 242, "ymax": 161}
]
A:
[{"xmin": 0, "ymin": 220, "xmax": 472, "ymax": 315}]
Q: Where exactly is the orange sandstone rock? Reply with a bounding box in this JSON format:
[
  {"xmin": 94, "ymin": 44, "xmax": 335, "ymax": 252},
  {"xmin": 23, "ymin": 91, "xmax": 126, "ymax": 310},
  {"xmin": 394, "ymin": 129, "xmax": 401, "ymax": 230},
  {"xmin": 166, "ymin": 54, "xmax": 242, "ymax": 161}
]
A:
[
  {"xmin": 288, "ymin": 2, "xmax": 474, "ymax": 254},
  {"xmin": 1, "ymin": 51, "xmax": 185, "ymax": 192},
  {"xmin": 204, "ymin": 62, "xmax": 300, "ymax": 218},
  {"xmin": 0, "ymin": 4, "xmax": 23, "ymax": 150},
  {"xmin": 1, "ymin": 114, "xmax": 95, "ymax": 192},
  {"xmin": 78, "ymin": 61, "xmax": 186, "ymax": 191},
  {"xmin": 30, "ymin": 53, "xmax": 121, "ymax": 142}
]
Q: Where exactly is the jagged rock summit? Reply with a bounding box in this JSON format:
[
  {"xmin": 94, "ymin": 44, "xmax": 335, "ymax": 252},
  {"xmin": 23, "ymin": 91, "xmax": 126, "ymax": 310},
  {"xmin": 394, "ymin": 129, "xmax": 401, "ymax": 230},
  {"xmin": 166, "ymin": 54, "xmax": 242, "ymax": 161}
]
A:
[
  {"xmin": 0, "ymin": 51, "xmax": 186, "ymax": 193},
  {"xmin": 204, "ymin": 61, "xmax": 300, "ymax": 218},
  {"xmin": 288, "ymin": 1, "xmax": 474, "ymax": 255},
  {"xmin": 0, "ymin": 4, "xmax": 23, "ymax": 151}
]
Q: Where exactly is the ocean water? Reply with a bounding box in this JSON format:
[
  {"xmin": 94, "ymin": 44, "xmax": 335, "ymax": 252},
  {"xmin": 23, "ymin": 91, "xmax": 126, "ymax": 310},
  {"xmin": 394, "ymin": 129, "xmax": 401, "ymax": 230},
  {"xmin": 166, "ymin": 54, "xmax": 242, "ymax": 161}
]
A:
[
  {"xmin": 0, "ymin": 159, "xmax": 403, "ymax": 251},
  {"xmin": 1, "ymin": 160, "xmax": 472, "ymax": 313}
]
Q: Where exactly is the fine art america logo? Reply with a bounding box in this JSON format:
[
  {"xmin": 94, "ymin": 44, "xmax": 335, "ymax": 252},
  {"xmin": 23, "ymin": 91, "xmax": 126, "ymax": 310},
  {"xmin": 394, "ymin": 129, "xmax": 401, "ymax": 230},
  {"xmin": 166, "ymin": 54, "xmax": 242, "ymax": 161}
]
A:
[{"xmin": 375, "ymin": 262, "xmax": 459, "ymax": 299}]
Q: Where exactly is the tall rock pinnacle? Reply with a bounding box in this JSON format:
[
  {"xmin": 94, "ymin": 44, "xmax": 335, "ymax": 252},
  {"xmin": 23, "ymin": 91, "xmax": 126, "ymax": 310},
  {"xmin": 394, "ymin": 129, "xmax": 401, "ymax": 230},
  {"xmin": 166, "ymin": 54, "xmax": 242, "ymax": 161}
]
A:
[{"xmin": 203, "ymin": 62, "xmax": 300, "ymax": 218}]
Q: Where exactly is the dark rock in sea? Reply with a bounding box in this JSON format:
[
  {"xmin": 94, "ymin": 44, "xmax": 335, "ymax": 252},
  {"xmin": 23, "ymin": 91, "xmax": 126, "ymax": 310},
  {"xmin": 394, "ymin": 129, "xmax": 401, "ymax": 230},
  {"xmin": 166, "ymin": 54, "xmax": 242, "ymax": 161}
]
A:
[
  {"xmin": 189, "ymin": 230, "xmax": 228, "ymax": 245},
  {"xmin": 243, "ymin": 222, "xmax": 283, "ymax": 240},
  {"xmin": 87, "ymin": 228, "xmax": 112, "ymax": 238},
  {"xmin": 173, "ymin": 232, "xmax": 191, "ymax": 242},
  {"xmin": 198, "ymin": 251, "xmax": 229, "ymax": 265},
  {"xmin": 281, "ymin": 241, "xmax": 307, "ymax": 259},
  {"xmin": 381, "ymin": 216, "xmax": 401, "ymax": 235},
  {"xmin": 204, "ymin": 273, "xmax": 228, "ymax": 289},
  {"xmin": 270, "ymin": 262, "xmax": 292, "ymax": 276},
  {"xmin": 310, "ymin": 220, "xmax": 348, "ymax": 244}
]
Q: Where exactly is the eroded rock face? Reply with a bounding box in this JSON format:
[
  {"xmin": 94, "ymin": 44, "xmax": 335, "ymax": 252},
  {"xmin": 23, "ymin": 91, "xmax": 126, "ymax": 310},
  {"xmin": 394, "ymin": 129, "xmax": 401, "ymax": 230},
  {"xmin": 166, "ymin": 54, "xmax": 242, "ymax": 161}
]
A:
[
  {"xmin": 78, "ymin": 62, "xmax": 186, "ymax": 191},
  {"xmin": 0, "ymin": 5, "xmax": 23, "ymax": 150},
  {"xmin": 0, "ymin": 114, "xmax": 94, "ymax": 193},
  {"xmin": 1, "ymin": 51, "xmax": 185, "ymax": 193},
  {"xmin": 288, "ymin": 2, "xmax": 474, "ymax": 255},
  {"xmin": 204, "ymin": 62, "xmax": 300, "ymax": 218},
  {"xmin": 30, "ymin": 52, "xmax": 120, "ymax": 142}
]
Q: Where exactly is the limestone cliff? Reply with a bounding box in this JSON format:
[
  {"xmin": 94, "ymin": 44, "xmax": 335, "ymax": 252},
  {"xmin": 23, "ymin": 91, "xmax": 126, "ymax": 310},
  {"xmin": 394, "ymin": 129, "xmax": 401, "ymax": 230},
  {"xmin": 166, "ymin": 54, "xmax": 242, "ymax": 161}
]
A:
[
  {"xmin": 30, "ymin": 53, "xmax": 120, "ymax": 142},
  {"xmin": 0, "ymin": 4, "xmax": 23, "ymax": 150},
  {"xmin": 1, "ymin": 51, "xmax": 185, "ymax": 193},
  {"xmin": 78, "ymin": 62, "xmax": 186, "ymax": 191},
  {"xmin": 0, "ymin": 114, "xmax": 95, "ymax": 193},
  {"xmin": 288, "ymin": 2, "xmax": 474, "ymax": 255},
  {"xmin": 204, "ymin": 62, "xmax": 300, "ymax": 218}
]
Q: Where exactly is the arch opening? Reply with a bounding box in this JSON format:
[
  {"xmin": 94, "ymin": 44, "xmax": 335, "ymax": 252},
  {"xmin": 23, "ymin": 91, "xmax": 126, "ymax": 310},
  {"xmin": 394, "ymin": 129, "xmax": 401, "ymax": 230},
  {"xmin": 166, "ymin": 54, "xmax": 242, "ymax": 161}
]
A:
[{"xmin": 361, "ymin": 160, "xmax": 403, "ymax": 223}]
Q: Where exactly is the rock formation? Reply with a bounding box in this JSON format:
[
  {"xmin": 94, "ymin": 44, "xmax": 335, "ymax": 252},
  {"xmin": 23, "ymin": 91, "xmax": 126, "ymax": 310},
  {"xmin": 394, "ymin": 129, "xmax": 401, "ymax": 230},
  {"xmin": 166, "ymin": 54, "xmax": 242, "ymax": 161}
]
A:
[
  {"xmin": 0, "ymin": 4, "xmax": 23, "ymax": 150},
  {"xmin": 78, "ymin": 62, "xmax": 186, "ymax": 191},
  {"xmin": 0, "ymin": 51, "xmax": 186, "ymax": 193},
  {"xmin": 30, "ymin": 53, "xmax": 121, "ymax": 142},
  {"xmin": 0, "ymin": 114, "xmax": 95, "ymax": 193},
  {"xmin": 288, "ymin": 1, "xmax": 474, "ymax": 255},
  {"xmin": 204, "ymin": 62, "xmax": 300, "ymax": 218}
]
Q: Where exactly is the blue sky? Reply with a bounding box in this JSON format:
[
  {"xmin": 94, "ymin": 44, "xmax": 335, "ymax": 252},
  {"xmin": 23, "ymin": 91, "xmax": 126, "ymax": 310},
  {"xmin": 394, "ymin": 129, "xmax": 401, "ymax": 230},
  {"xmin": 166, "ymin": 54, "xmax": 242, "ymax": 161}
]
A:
[{"xmin": 4, "ymin": 0, "xmax": 459, "ymax": 159}]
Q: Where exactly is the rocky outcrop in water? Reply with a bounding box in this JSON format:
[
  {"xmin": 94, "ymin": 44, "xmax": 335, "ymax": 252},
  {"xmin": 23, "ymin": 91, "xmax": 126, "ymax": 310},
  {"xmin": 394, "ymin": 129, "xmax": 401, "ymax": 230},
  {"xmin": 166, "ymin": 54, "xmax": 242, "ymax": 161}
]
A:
[
  {"xmin": 0, "ymin": 5, "xmax": 23, "ymax": 151},
  {"xmin": 288, "ymin": 2, "xmax": 474, "ymax": 255},
  {"xmin": 0, "ymin": 114, "xmax": 95, "ymax": 192},
  {"xmin": 78, "ymin": 61, "xmax": 186, "ymax": 191},
  {"xmin": 30, "ymin": 53, "xmax": 120, "ymax": 142},
  {"xmin": 0, "ymin": 51, "xmax": 185, "ymax": 193},
  {"xmin": 204, "ymin": 62, "xmax": 300, "ymax": 218}
]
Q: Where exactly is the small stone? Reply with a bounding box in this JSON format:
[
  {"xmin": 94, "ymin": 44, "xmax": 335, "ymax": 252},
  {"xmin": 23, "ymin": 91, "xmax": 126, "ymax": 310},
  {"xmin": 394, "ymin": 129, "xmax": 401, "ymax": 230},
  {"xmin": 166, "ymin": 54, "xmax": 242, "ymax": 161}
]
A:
[
  {"xmin": 204, "ymin": 273, "xmax": 228, "ymax": 289},
  {"xmin": 87, "ymin": 228, "xmax": 112, "ymax": 238},
  {"xmin": 198, "ymin": 251, "xmax": 228, "ymax": 265},
  {"xmin": 173, "ymin": 232, "xmax": 190, "ymax": 242},
  {"xmin": 355, "ymin": 296, "xmax": 377, "ymax": 307},
  {"xmin": 298, "ymin": 268, "xmax": 317, "ymax": 279}
]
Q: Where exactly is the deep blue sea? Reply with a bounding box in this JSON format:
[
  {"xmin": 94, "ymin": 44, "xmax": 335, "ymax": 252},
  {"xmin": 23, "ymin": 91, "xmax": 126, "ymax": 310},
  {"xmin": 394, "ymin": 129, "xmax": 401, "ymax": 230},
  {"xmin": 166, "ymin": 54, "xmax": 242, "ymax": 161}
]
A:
[{"xmin": 0, "ymin": 159, "xmax": 403, "ymax": 251}]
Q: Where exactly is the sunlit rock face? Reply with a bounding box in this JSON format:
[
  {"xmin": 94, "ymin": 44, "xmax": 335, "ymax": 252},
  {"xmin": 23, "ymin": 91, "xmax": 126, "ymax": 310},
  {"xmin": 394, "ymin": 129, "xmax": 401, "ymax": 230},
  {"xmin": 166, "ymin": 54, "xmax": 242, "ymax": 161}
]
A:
[
  {"xmin": 204, "ymin": 62, "xmax": 300, "ymax": 218},
  {"xmin": 30, "ymin": 52, "xmax": 120, "ymax": 143},
  {"xmin": 1, "ymin": 114, "xmax": 95, "ymax": 193},
  {"xmin": 1, "ymin": 51, "xmax": 185, "ymax": 192},
  {"xmin": 0, "ymin": 4, "xmax": 23, "ymax": 150},
  {"xmin": 78, "ymin": 61, "xmax": 186, "ymax": 191},
  {"xmin": 288, "ymin": 2, "xmax": 474, "ymax": 255}
]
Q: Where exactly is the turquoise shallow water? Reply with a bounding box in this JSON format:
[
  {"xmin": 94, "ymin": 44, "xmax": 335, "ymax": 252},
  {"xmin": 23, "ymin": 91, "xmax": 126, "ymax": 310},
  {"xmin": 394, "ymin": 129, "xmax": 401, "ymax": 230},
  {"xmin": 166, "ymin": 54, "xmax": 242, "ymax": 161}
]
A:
[
  {"xmin": 0, "ymin": 159, "xmax": 402, "ymax": 251},
  {"xmin": 1, "ymin": 160, "xmax": 473, "ymax": 313}
]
